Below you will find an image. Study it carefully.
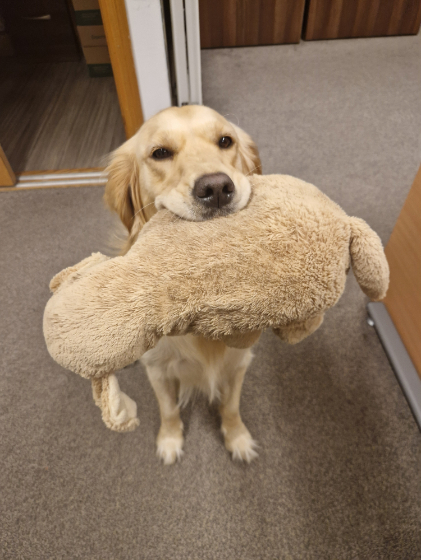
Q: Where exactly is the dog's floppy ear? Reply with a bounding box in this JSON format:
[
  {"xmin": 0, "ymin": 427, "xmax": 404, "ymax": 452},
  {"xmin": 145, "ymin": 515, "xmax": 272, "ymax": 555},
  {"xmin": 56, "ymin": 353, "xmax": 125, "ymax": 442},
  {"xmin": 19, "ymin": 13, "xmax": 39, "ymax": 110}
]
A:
[
  {"xmin": 349, "ymin": 217, "xmax": 389, "ymax": 301},
  {"xmin": 232, "ymin": 123, "xmax": 262, "ymax": 176},
  {"xmin": 104, "ymin": 138, "xmax": 155, "ymax": 251},
  {"xmin": 104, "ymin": 141, "xmax": 138, "ymax": 232}
]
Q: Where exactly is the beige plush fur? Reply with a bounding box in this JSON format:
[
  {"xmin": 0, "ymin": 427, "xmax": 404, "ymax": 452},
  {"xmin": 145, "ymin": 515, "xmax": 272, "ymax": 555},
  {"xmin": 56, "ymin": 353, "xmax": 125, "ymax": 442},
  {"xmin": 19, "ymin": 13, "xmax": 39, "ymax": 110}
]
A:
[{"xmin": 44, "ymin": 174, "xmax": 389, "ymax": 451}]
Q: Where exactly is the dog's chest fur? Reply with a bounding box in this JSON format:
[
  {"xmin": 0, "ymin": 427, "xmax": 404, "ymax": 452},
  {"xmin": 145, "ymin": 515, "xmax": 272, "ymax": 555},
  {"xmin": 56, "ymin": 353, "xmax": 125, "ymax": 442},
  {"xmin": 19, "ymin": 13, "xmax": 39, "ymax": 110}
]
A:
[{"xmin": 142, "ymin": 334, "xmax": 253, "ymax": 406}]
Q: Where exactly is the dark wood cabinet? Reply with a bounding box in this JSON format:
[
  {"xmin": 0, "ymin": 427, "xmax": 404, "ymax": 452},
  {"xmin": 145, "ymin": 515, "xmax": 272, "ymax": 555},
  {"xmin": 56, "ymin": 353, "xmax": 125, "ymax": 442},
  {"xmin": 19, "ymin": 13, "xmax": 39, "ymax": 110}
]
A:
[
  {"xmin": 303, "ymin": 0, "xmax": 421, "ymax": 40},
  {"xmin": 1, "ymin": 0, "xmax": 80, "ymax": 61},
  {"xmin": 199, "ymin": 0, "xmax": 306, "ymax": 48}
]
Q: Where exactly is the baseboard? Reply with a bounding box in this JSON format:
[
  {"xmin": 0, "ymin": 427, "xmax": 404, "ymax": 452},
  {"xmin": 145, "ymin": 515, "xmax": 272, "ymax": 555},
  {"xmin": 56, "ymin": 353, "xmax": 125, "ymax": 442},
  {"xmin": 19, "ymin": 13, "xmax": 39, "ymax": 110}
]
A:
[
  {"xmin": 367, "ymin": 302, "xmax": 421, "ymax": 430},
  {"xmin": 0, "ymin": 169, "xmax": 107, "ymax": 191}
]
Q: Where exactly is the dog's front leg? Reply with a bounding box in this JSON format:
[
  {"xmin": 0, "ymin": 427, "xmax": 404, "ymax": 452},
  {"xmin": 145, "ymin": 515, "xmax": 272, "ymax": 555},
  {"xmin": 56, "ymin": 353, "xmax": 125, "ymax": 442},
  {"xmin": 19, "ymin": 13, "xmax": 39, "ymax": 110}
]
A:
[
  {"xmin": 219, "ymin": 363, "xmax": 258, "ymax": 463},
  {"xmin": 146, "ymin": 366, "xmax": 184, "ymax": 465}
]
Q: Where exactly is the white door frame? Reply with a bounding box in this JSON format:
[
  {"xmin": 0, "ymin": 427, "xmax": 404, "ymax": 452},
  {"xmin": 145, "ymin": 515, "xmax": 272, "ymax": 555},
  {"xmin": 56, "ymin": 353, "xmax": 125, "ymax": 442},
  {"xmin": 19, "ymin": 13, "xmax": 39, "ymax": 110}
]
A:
[
  {"xmin": 124, "ymin": 0, "xmax": 172, "ymax": 120},
  {"xmin": 124, "ymin": 0, "xmax": 202, "ymax": 119},
  {"xmin": 170, "ymin": 0, "xmax": 202, "ymax": 106}
]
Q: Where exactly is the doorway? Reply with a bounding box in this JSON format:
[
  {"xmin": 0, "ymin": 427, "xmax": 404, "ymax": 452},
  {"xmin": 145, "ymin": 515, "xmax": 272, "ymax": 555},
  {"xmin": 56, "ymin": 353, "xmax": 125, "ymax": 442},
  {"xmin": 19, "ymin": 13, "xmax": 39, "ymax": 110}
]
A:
[{"xmin": 0, "ymin": 0, "xmax": 142, "ymax": 187}]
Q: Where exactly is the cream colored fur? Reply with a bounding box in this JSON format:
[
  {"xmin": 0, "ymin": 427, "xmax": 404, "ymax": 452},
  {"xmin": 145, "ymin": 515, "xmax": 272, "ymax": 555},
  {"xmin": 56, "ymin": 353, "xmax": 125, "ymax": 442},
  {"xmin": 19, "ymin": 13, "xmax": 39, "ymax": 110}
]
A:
[
  {"xmin": 44, "ymin": 174, "xmax": 389, "ymax": 463},
  {"xmin": 104, "ymin": 105, "xmax": 262, "ymax": 252}
]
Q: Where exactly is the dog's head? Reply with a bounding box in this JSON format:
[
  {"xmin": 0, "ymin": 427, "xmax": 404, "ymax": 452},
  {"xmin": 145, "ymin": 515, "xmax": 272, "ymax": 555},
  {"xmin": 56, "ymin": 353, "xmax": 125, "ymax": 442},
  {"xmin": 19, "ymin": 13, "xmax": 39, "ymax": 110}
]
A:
[{"xmin": 104, "ymin": 105, "xmax": 261, "ymax": 249}]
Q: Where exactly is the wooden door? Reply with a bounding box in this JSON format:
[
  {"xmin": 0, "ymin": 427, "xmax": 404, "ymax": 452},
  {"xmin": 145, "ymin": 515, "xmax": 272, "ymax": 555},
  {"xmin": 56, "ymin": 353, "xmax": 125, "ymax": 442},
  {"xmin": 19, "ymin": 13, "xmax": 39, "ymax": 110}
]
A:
[
  {"xmin": 383, "ymin": 165, "xmax": 421, "ymax": 377},
  {"xmin": 199, "ymin": 0, "xmax": 306, "ymax": 48},
  {"xmin": 304, "ymin": 0, "xmax": 421, "ymax": 41}
]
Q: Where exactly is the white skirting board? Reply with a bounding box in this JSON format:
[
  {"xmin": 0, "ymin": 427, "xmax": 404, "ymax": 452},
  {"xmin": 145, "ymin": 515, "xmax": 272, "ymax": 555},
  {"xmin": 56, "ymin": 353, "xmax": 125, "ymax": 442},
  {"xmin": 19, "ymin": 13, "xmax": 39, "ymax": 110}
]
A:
[
  {"xmin": 367, "ymin": 302, "xmax": 421, "ymax": 430},
  {"xmin": 14, "ymin": 171, "xmax": 107, "ymax": 189}
]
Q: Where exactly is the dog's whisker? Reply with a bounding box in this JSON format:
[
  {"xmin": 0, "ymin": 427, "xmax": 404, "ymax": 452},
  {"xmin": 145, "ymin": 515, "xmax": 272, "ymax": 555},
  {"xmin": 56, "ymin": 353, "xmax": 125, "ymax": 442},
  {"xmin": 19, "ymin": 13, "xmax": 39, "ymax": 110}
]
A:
[
  {"xmin": 223, "ymin": 113, "xmax": 240, "ymax": 126},
  {"xmin": 133, "ymin": 201, "xmax": 156, "ymax": 218},
  {"xmin": 169, "ymin": 212, "xmax": 184, "ymax": 225},
  {"xmin": 245, "ymin": 165, "xmax": 262, "ymax": 178}
]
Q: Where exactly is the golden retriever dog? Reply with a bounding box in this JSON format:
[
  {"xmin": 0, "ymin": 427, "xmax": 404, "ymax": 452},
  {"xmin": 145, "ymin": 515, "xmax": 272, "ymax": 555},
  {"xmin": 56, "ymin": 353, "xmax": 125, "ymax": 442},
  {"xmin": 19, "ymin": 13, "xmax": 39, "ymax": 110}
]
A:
[{"xmin": 105, "ymin": 105, "xmax": 262, "ymax": 464}]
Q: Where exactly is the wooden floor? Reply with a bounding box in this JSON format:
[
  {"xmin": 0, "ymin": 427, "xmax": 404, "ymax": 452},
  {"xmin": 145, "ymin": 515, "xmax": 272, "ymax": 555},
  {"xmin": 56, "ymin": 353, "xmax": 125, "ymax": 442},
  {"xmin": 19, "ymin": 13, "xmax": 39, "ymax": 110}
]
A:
[{"xmin": 0, "ymin": 59, "xmax": 126, "ymax": 172}]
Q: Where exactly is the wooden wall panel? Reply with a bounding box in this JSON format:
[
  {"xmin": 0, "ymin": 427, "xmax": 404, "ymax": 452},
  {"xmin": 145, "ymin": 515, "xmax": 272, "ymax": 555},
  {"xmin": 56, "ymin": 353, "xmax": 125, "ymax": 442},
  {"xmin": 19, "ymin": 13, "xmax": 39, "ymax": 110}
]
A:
[
  {"xmin": 304, "ymin": 0, "xmax": 421, "ymax": 40},
  {"xmin": 199, "ymin": 0, "xmax": 306, "ymax": 48},
  {"xmin": 383, "ymin": 165, "xmax": 421, "ymax": 377}
]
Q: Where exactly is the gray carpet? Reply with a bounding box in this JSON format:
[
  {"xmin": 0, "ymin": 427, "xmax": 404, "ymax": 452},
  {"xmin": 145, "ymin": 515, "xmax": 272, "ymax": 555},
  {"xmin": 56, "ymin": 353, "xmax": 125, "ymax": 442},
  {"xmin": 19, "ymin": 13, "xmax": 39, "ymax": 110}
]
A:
[{"xmin": 1, "ymin": 33, "xmax": 421, "ymax": 559}]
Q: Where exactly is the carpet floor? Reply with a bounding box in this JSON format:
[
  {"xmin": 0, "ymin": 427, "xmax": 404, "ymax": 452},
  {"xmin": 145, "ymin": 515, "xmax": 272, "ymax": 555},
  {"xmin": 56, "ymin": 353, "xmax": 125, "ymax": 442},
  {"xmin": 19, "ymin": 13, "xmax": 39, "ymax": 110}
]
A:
[{"xmin": 1, "ymin": 32, "xmax": 420, "ymax": 559}]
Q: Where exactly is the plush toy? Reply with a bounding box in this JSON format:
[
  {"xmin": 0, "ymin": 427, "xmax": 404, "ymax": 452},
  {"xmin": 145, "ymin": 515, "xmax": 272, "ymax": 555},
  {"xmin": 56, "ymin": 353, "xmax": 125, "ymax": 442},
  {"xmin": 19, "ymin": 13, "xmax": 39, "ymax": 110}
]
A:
[{"xmin": 44, "ymin": 174, "xmax": 389, "ymax": 432}]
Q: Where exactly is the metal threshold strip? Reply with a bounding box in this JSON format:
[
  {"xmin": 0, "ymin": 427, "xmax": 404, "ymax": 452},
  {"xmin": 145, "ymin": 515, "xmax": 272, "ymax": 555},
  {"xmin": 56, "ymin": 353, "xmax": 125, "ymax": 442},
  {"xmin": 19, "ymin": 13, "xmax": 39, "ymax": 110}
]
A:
[
  {"xmin": 15, "ymin": 171, "xmax": 107, "ymax": 189},
  {"xmin": 367, "ymin": 302, "xmax": 421, "ymax": 430}
]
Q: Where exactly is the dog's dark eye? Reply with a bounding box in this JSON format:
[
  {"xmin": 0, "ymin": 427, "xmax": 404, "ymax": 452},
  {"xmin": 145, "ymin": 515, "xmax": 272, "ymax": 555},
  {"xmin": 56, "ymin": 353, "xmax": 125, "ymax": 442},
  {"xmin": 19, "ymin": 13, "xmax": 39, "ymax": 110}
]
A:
[
  {"xmin": 218, "ymin": 136, "xmax": 232, "ymax": 149},
  {"xmin": 152, "ymin": 148, "xmax": 173, "ymax": 160}
]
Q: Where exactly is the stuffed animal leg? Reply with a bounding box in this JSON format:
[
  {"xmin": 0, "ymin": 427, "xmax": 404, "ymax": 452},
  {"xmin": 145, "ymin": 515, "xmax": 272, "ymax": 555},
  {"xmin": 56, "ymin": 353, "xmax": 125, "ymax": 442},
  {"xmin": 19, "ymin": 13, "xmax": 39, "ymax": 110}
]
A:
[
  {"xmin": 49, "ymin": 253, "xmax": 140, "ymax": 432},
  {"xmin": 91, "ymin": 375, "xmax": 140, "ymax": 432},
  {"xmin": 49, "ymin": 252, "xmax": 110, "ymax": 292}
]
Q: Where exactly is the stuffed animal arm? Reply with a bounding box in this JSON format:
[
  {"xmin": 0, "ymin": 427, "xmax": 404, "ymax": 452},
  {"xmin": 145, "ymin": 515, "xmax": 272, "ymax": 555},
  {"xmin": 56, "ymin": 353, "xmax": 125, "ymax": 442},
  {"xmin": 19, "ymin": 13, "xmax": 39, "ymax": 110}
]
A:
[{"xmin": 44, "ymin": 174, "xmax": 389, "ymax": 431}]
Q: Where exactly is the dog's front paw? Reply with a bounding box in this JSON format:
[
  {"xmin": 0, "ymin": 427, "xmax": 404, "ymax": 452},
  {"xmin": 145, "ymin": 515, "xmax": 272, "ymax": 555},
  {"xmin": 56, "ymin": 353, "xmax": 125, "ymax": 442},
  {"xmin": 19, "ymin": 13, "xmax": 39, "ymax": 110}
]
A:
[
  {"xmin": 223, "ymin": 424, "xmax": 258, "ymax": 463},
  {"xmin": 157, "ymin": 432, "xmax": 184, "ymax": 465}
]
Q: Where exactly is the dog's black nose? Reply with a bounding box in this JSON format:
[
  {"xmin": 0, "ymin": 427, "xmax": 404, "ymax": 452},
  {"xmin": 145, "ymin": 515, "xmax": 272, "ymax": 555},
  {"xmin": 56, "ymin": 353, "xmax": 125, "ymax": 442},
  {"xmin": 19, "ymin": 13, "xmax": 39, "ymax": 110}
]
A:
[{"xmin": 193, "ymin": 173, "xmax": 235, "ymax": 209}]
